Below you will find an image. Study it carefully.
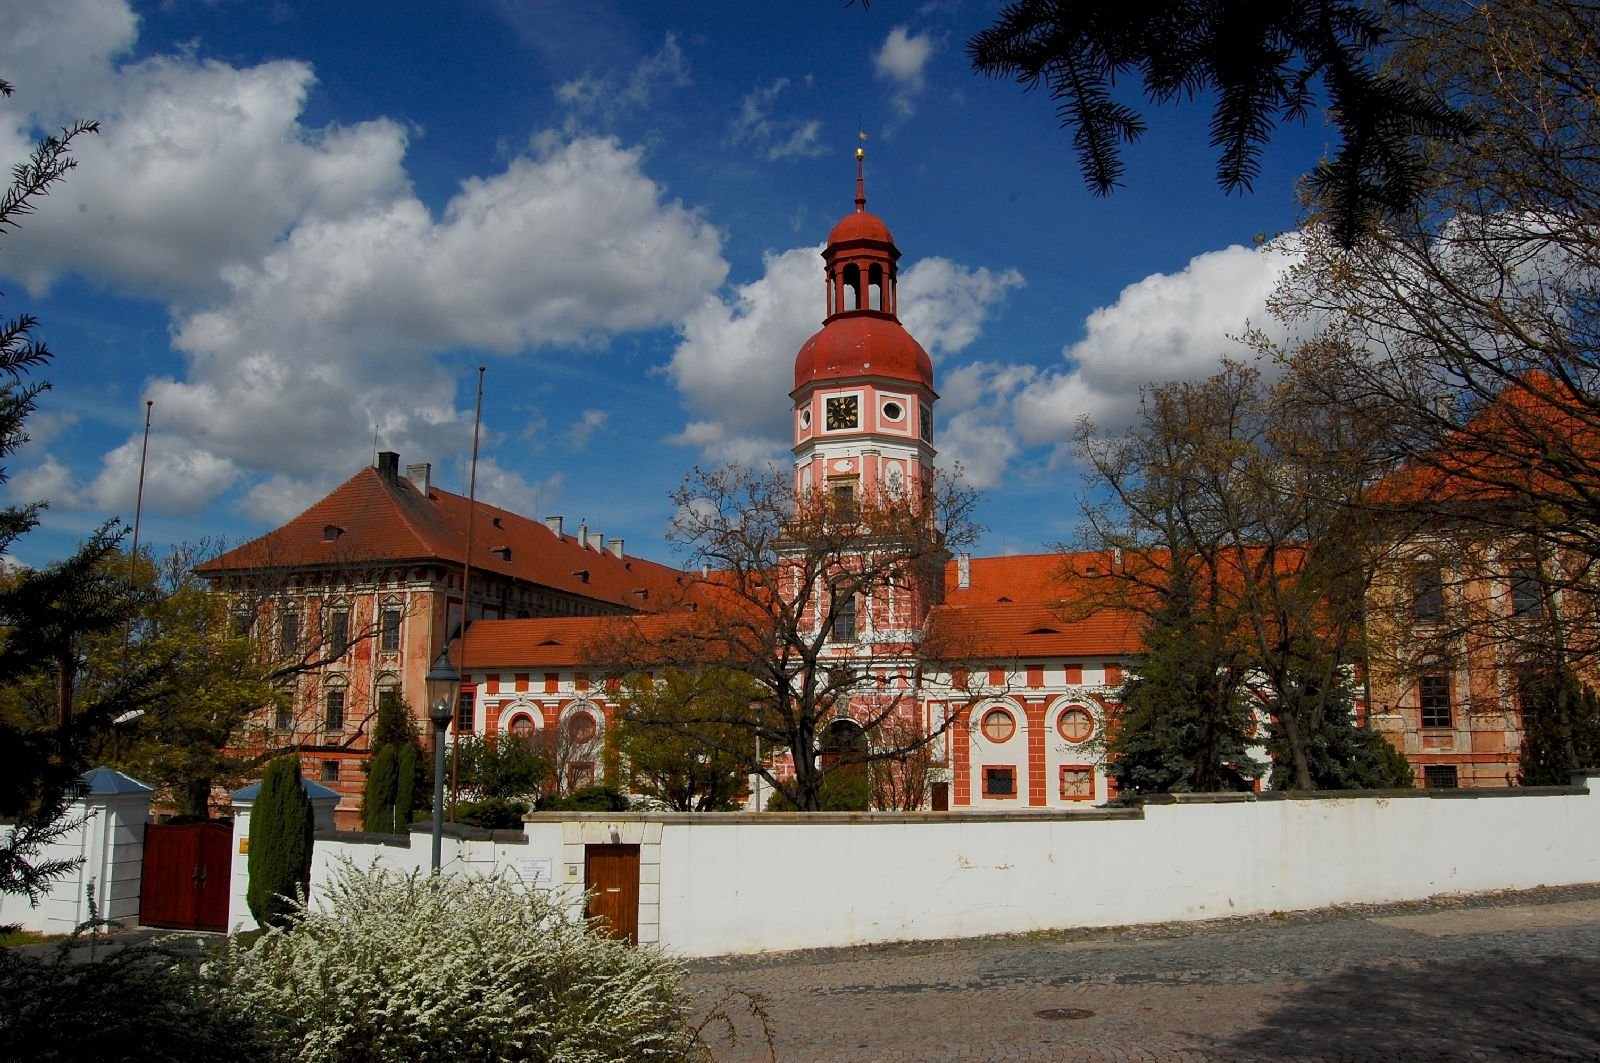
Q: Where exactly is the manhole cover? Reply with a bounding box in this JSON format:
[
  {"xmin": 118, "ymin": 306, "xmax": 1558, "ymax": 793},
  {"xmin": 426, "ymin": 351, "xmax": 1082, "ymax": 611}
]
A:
[{"xmin": 1035, "ymin": 1008, "xmax": 1095, "ymax": 1021}]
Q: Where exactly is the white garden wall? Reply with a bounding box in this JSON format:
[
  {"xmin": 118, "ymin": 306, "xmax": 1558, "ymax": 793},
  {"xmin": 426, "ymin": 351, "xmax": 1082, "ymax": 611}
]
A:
[
  {"xmin": 527, "ymin": 777, "xmax": 1600, "ymax": 957},
  {"xmin": 230, "ymin": 776, "xmax": 1600, "ymax": 956}
]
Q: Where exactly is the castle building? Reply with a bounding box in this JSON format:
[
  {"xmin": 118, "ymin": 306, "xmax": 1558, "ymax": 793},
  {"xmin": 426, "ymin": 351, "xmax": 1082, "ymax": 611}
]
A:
[
  {"xmin": 203, "ymin": 156, "xmax": 1533, "ymax": 822},
  {"xmin": 452, "ymin": 155, "xmax": 1138, "ymax": 810}
]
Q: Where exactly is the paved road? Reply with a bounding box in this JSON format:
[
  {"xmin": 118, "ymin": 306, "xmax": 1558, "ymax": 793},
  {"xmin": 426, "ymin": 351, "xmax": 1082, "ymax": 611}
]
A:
[{"xmin": 683, "ymin": 885, "xmax": 1600, "ymax": 1062}]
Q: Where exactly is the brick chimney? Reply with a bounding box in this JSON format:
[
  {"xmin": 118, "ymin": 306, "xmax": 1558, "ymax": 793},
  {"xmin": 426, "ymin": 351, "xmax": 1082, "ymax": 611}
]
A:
[
  {"xmin": 405, "ymin": 462, "xmax": 431, "ymax": 495},
  {"xmin": 376, "ymin": 451, "xmax": 400, "ymax": 480}
]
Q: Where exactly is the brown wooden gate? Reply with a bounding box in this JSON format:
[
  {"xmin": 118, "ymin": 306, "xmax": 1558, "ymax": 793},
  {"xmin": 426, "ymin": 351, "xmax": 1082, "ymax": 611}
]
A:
[
  {"xmin": 584, "ymin": 844, "xmax": 640, "ymax": 943},
  {"xmin": 140, "ymin": 821, "xmax": 232, "ymax": 932}
]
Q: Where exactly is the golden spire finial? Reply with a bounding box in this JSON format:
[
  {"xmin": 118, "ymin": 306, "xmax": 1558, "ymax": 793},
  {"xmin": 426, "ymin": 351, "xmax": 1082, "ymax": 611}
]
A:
[{"xmin": 855, "ymin": 130, "xmax": 868, "ymax": 212}]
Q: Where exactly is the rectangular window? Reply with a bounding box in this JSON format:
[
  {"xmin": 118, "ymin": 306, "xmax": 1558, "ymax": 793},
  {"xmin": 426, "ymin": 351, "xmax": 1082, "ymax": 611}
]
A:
[
  {"xmin": 1424, "ymin": 764, "xmax": 1458, "ymax": 789},
  {"xmin": 982, "ymin": 766, "xmax": 1017, "ymax": 798},
  {"xmin": 1059, "ymin": 766, "xmax": 1094, "ymax": 801},
  {"xmin": 324, "ymin": 689, "xmax": 346, "ymax": 731},
  {"xmin": 567, "ymin": 761, "xmax": 596, "ymax": 791},
  {"xmin": 1419, "ymin": 674, "xmax": 1453, "ymax": 729},
  {"xmin": 1509, "ymin": 565, "xmax": 1543, "ymax": 619},
  {"xmin": 274, "ymin": 706, "xmax": 293, "ymax": 731},
  {"xmin": 1412, "ymin": 568, "xmax": 1445, "ymax": 624},
  {"xmin": 320, "ymin": 760, "xmax": 340, "ymax": 784},
  {"xmin": 279, "ymin": 612, "xmax": 300, "ymax": 658},
  {"xmin": 832, "ymin": 590, "xmax": 857, "ymax": 642},
  {"xmin": 455, "ymin": 689, "xmax": 475, "ymax": 732},
  {"xmin": 380, "ymin": 607, "xmax": 402, "ymax": 652},
  {"xmin": 231, "ymin": 611, "xmax": 253, "ymax": 637},
  {"xmin": 329, "ymin": 610, "xmax": 350, "ymax": 657}
]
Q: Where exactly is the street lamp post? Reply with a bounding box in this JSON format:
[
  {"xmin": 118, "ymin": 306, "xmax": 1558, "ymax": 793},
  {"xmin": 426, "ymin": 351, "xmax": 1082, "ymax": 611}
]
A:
[{"xmin": 426, "ymin": 649, "xmax": 460, "ymax": 874}]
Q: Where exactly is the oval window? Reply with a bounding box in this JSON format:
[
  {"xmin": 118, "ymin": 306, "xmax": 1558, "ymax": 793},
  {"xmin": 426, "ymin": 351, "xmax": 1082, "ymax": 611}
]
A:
[
  {"xmin": 799, "ymin": 407, "xmax": 812, "ymax": 428},
  {"xmin": 882, "ymin": 401, "xmax": 904, "ymax": 421},
  {"xmin": 1057, "ymin": 707, "xmax": 1094, "ymax": 744},
  {"xmin": 980, "ymin": 707, "xmax": 1016, "ymax": 743}
]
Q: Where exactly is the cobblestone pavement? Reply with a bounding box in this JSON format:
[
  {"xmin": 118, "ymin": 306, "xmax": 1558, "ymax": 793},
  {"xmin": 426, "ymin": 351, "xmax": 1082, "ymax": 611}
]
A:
[{"xmin": 683, "ymin": 884, "xmax": 1600, "ymax": 1062}]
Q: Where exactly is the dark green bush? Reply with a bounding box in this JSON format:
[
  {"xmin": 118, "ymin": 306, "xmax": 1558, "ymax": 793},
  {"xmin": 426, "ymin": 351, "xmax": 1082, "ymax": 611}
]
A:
[{"xmin": 452, "ymin": 797, "xmax": 530, "ymax": 830}]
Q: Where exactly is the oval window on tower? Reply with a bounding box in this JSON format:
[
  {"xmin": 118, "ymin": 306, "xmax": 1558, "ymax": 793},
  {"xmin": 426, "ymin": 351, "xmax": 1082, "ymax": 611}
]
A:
[
  {"xmin": 882, "ymin": 400, "xmax": 904, "ymax": 422},
  {"xmin": 799, "ymin": 407, "xmax": 812, "ymax": 429}
]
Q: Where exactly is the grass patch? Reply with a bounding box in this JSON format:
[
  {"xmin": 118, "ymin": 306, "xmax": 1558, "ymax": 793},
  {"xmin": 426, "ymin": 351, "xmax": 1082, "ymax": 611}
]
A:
[{"xmin": 0, "ymin": 929, "xmax": 69, "ymax": 947}]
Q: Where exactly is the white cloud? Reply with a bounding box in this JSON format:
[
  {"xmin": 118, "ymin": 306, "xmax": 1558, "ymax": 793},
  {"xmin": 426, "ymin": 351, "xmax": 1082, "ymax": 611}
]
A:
[
  {"xmin": 730, "ymin": 79, "xmax": 826, "ymax": 161},
  {"xmin": 874, "ymin": 26, "xmax": 936, "ymax": 120},
  {"xmin": 556, "ymin": 34, "xmax": 689, "ymax": 126},
  {"xmin": 468, "ymin": 457, "xmax": 561, "ymax": 520},
  {"xmin": 2, "ymin": 4, "xmax": 730, "ymax": 524},
  {"xmin": 899, "ymin": 258, "xmax": 1025, "ymax": 356},
  {"xmin": 10, "ymin": 454, "xmax": 84, "ymax": 509},
  {"xmin": 567, "ymin": 410, "xmax": 608, "ymax": 449},
  {"xmin": 134, "ymin": 134, "xmax": 726, "ymax": 497},
  {"xmin": 87, "ymin": 433, "xmax": 239, "ymax": 516},
  {"xmin": 667, "ymin": 244, "xmax": 826, "ymax": 448},
  {"xmin": 3, "ymin": 53, "xmax": 411, "ymax": 303},
  {"xmin": 1013, "ymin": 241, "xmax": 1299, "ymax": 454},
  {"xmin": 933, "ymin": 361, "xmax": 1035, "ymax": 489},
  {"xmin": 0, "ymin": 0, "xmax": 137, "ymax": 125}
]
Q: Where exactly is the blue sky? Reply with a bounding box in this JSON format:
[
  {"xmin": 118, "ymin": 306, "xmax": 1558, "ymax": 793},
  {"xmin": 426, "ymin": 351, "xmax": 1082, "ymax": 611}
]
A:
[{"xmin": 0, "ymin": 0, "xmax": 1326, "ymax": 569}]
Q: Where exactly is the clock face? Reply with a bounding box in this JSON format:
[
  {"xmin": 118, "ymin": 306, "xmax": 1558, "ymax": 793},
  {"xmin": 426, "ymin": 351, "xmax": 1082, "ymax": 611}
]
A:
[{"xmin": 825, "ymin": 394, "xmax": 860, "ymax": 431}]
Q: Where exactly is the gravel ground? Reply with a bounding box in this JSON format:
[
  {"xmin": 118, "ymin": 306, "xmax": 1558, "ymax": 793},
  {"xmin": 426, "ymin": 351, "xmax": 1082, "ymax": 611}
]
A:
[{"xmin": 683, "ymin": 884, "xmax": 1600, "ymax": 1062}]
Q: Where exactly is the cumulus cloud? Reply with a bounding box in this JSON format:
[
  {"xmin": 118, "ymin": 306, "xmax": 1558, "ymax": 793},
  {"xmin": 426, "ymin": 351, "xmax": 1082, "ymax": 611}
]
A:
[
  {"xmin": 899, "ymin": 258, "xmax": 1025, "ymax": 356},
  {"xmin": 1014, "ymin": 240, "xmax": 1300, "ymax": 457},
  {"xmin": 0, "ymin": 2, "xmax": 731, "ymax": 525},
  {"xmin": 10, "ymin": 455, "xmax": 84, "ymax": 510},
  {"xmin": 2, "ymin": 52, "xmax": 411, "ymax": 303},
  {"xmin": 873, "ymin": 26, "xmax": 936, "ymax": 120},
  {"xmin": 144, "ymin": 134, "xmax": 725, "ymax": 489},
  {"xmin": 730, "ymin": 78, "xmax": 826, "ymax": 160},
  {"xmin": 934, "ymin": 361, "xmax": 1035, "ymax": 490},
  {"xmin": 87, "ymin": 432, "xmax": 240, "ymax": 516}
]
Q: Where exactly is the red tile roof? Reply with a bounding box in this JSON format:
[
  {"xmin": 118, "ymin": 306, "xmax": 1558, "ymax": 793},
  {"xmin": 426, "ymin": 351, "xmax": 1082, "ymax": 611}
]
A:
[
  {"xmin": 927, "ymin": 601, "xmax": 1141, "ymax": 659},
  {"xmin": 944, "ymin": 551, "xmax": 1128, "ymax": 607},
  {"xmin": 1372, "ymin": 371, "xmax": 1596, "ymax": 507},
  {"xmin": 198, "ymin": 464, "xmax": 689, "ymax": 610}
]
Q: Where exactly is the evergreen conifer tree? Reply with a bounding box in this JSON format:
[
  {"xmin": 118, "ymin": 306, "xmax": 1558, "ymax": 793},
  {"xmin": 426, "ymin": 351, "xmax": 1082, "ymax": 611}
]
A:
[
  {"xmin": 247, "ymin": 756, "xmax": 313, "ymax": 928},
  {"xmin": 1519, "ymin": 668, "xmax": 1600, "ymax": 786},
  {"xmin": 361, "ymin": 745, "xmax": 400, "ymax": 833}
]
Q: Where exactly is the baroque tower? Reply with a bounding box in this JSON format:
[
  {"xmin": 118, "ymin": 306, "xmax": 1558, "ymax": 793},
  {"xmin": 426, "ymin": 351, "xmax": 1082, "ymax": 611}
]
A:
[{"xmin": 792, "ymin": 149, "xmax": 938, "ymax": 523}]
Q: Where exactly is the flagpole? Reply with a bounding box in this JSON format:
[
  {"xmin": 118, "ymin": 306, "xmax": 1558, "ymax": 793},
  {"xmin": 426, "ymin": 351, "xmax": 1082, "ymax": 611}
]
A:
[{"xmin": 450, "ymin": 366, "xmax": 485, "ymax": 820}]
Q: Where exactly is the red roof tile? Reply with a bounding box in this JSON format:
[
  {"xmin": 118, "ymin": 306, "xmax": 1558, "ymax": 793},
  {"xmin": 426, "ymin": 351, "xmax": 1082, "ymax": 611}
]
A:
[{"xmin": 198, "ymin": 464, "xmax": 689, "ymax": 610}]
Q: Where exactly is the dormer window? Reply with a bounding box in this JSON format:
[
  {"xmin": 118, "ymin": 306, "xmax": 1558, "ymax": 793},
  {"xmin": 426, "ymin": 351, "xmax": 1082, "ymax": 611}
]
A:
[
  {"xmin": 492, "ymin": 546, "xmax": 512, "ymax": 562},
  {"xmin": 322, "ymin": 524, "xmax": 344, "ymax": 542}
]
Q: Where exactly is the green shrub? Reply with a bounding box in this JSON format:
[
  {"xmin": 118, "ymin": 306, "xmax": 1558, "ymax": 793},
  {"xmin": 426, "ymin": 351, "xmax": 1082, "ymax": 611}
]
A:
[
  {"xmin": 766, "ymin": 768, "xmax": 870, "ymax": 811},
  {"xmin": 452, "ymin": 797, "xmax": 529, "ymax": 830},
  {"xmin": 210, "ymin": 863, "xmax": 701, "ymax": 1063},
  {"xmin": 246, "ymin": 757, "xmax": 313, "ymax": 929},
  {"xmin": 0, "ymin": 934, "xmax": 272, "ymax": 1062},
  {"xmin": 536, "ymin": 784, "xmax": 631, "ymax": 812}
]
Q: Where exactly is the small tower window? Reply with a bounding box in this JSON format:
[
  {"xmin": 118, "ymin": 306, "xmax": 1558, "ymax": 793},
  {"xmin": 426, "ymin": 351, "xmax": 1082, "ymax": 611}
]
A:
[
  {"xmin": 842, "ymin": 263, "xmax": 861, "ymax": 310},
  {"xmin": 868, "ymin": 263, "xmax": 884, "ymax": 310}
]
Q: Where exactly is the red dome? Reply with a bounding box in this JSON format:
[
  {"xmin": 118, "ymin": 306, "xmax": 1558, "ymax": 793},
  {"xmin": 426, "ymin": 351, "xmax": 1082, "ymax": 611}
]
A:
[
  {"xmin": 827, "ymin": 209, "xmax": 895, "ymax": 248},
  {"xmin": 793, "ymin": 314, "xmax": 933, "ymax": 392}
]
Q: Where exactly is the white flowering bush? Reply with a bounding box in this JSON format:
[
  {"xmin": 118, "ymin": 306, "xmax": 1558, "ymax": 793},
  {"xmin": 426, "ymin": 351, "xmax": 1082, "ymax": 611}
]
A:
[{"xmin": 210, "ymin": 863, "xmax": 702, "ymax": 1063}]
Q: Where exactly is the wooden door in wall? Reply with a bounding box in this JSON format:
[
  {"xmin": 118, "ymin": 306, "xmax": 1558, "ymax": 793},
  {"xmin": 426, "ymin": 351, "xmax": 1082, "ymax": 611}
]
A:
[
  {"xmin": 139, "ymin": 821, "xmax": 232, "ymax": 932},
  {"xmin": 584, "ymin": 844, "xmax": 640, "ymax": 943}
]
